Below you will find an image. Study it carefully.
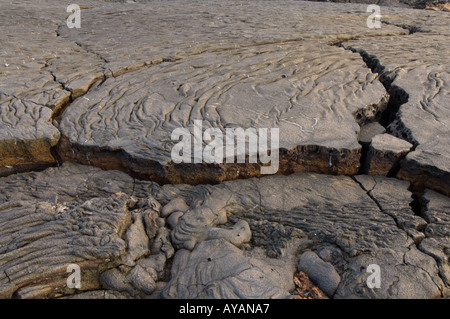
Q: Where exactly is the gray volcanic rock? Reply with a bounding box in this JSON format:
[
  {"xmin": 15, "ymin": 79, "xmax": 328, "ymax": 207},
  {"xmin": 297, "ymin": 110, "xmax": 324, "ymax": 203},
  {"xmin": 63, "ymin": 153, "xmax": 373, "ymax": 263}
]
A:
[
  {"xmin": 166, "ymin": 173, "xmax": 411, "ymax": 256},
  {"xmin": 0, "ymin": 163, "xmax": 136, "ymax": 204},
  {"xmin": 358, "ymin": 122, "xmax": 386, "ymax": 144},
  {"xmin": 420, "ymin": 190, "xmax": 450, "ymax": 291},
  {"xmin": 62, "ymin": 290, "xmax": 132, "ymax": 299},
  {"xmin": 1, "ymin": 0, "xmax": 416, "ymax": 181},
  {"xmin": 365, "ymin": 133, "xmax": 413, "ymax": 176},
  {"xmin": 59, "ymin": 40, "xmax": 388, "ymax": 183},
  {"xmin": 1, "ymin": 0, "xmax": 447, "ymax": 190},
  {"xmin": 298, "ymin": 251, "xmax": 341, "ymax": 297},
  {"xmin": 1, "ymin": 0, "xmax": 414, "ymax": 181},
  {"xmin": 0, "ymin": 1, "xmax": 106, "ymax": 174},
  {"xmin": 153, "ymin": 171, "xmax": 447, "ymax": 298},
  {"xmin": 0, "ymin": 163, "xmax": 172, "ymax": 299},
  {"xmin": 354, "ymin": 175, "xmax": 428, "ymax": 243},
  {"xmin": 1, "ymin": 0, "xmax": 450, "ymax": 301},
  {"xmin": 162, "ymin": 239, "xmax": 294, "ymax": 299},
  {"xmin": 0, "ymin": 164, "xmax": 448, "ymax": 298},
  {"xmin": 305, "ymin": 0, "xmax": 445, "ymax": 10},
  {"xmin": 335, "ymin": 245, "xmax": 444, "ymax": 299},
  {"xmin": 380, "ymin": 5, "xmax": 450, "ymax": 35},
  {"xmin": 343, "ymin": 31, "xmax": 450, "ymax": 196},
  {"xmin": 58, "ymin": 0, "xmax": 407, "ymax": 75},
  {"xmin": 0, "ymin": 193, "xmax": 132, "ymax": 298},
  {"xmin": 395, "ymin": 65, "xmax": 450, "ymax": 196}
]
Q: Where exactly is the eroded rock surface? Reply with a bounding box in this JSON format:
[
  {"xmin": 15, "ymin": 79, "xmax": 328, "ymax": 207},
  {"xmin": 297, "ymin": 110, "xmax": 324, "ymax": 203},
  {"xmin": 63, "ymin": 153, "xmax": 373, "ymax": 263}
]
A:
[
  {"xmin": 0, "ymin": 164, "xmax": 448, "ymax": 298},
  {"xmin": 2, "ymin": 0, "xmax": 413, "ymax": 180},
  {"xmin": 420, "ymin": 190, "xmax": 450, "ymax": 287},
  {"xmin": 58, "ymin": 40, "xmax": 388, "ymax": 183},
  {"xmin": 364, "ymin": 133, "xmax": 413, "ymax": 176},
  {"xmin": 0, "ymin": 163, "xmax": 170, "ymax": 298},
  {"xmin": 0, "ymin": 193, "xmax": 132, "ymax": 298},
  {"xmin": 151, "ymin": 171, "xmax": 449, "ymax": 298},
  {"xmin": 162, "ymin": 239, "xmax": 294, "ymax": 299},
  {"xmin": 343, "ymin": 30, "xmax": 450, "ymax": 196},
  {"xmin": 1, "ymin": 0, "xmax": 449, "ymax": 300},
  {"xmin": 0, "ymin": 1, "xmax": 105, "ymax": 174}
]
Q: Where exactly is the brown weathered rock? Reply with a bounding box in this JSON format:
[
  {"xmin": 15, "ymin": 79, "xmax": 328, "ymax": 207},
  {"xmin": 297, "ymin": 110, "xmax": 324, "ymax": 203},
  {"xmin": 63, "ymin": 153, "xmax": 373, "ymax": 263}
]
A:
[
  {"xmin": 294, "ymin": 271, "xmax": 328, "ymax": 299},
  {"xmin": 425, "ymin": 2, "xmax": 450, "ymax": 12},
  {"xmin": 365, "ymin": 133, "xmax": 413, "ymax": 176}
]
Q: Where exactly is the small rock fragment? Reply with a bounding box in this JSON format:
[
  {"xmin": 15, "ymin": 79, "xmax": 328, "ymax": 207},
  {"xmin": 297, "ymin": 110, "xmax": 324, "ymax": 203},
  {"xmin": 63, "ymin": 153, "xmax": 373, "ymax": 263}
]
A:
[
  {"xmin": 359, "ymin": 122, "xmax": 386, "ymax": 145},
  {"xmin": 298, "ymin": 251, "xmax": 341, "ymax": 297},
  {"xmin": 294, "ymin": 271, "xmax": 328, "ymax": 299},
  {"xmin": 366, "ymin": 134, "xmax": 413, "ymax": 176}
]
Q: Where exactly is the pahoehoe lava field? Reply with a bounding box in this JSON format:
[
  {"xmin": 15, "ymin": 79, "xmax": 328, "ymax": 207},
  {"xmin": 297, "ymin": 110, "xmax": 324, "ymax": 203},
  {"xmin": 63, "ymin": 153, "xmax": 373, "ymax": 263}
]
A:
[{"xmin": 0, "ymin": 0, "xmax": 449, "ymax": 299}]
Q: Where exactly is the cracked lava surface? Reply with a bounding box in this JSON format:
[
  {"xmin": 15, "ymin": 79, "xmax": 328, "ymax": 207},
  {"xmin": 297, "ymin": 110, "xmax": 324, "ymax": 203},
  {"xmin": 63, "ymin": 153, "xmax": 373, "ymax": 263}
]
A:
[{"xmin": 0, "ymin": 0, "xmax": 448, "ymax": 299}]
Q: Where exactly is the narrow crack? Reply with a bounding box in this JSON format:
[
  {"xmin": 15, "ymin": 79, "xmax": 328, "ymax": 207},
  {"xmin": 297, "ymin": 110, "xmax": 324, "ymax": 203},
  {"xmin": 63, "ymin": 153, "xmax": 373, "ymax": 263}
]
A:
[
  {"xmin": 42, "ymin": 56, "xmax": 75, "ymax": 120},
  {"xmin": 351, "ymin": 176, "xmax": 403, "ymax": 232},
  {"xmin": 351, "ymin": 175, "xmax": 434, "ymax": 251},
  {"xmin": 337, "ymin": 21, "xmax": 430, "ymax": 149},
  {"xmin": 409, "ymin": 188, "xmax": 430, "ymax": 225},
  {"xmin": 354, "ymin": 177, "xmax": 447, "ymax": 294},
  {"xmin": 74, "ymin": 41, "xmax": 109, "ymax": 65},
  {"xmin": 381, "ymin": 20, "xmax": 430, "ymax": 35},
  {"xmin": 402, "ymin": 247, "xmax": 444, "ymax": 298},
  {"xmin": 335, "ymin": 36, "xmax": 426, "ymax": 181},
  {"xmin": 337, "ymin": 43, "xmax": 413, "ymax": 176},
  {"xmin": 3, "ymin": 270, "xmax": 11, "ymax": 284},
  {"xmin": 407, "ymin": 190, "xmax": 450, "ymax": 287}
]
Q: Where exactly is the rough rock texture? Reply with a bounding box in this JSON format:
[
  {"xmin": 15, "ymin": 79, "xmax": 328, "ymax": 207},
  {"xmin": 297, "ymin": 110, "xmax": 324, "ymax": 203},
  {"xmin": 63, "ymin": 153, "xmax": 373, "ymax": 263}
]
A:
[
  {"xmin": 0, "ymin": 163, "xmax": 171, "ymax": 298},
  {"xmin": 354, "ymin": 175, "xmax": 429, "ymax": 243},
  {"xmin": 420, "ymin": 190, "xmax": 450, "ymax": 287},
  {"xmin": 150, "ymin": 171, "xmax": 449, "ymax": 298},
  {"xmin": 1, "ymin": 0, "xmax": 449, "ymax": 300},
  {"xmin": 306, "ymin": 0, "xmax": 447, "ymax": 10},
  {"xmin": 0, "ymin": 193, "xmax": 132, "ymax": 298},
  {"xmin": 58, "ymin": 39, "xmax": 388, "ymax": 183},
  {"xmin": 343, "ymin": 30, "xmax": 450, "ymax": 195},
  {"xmin": 294, "ymin": 271, "xmax": 328, "ymax": 299},
  {"xmin": 426, "ymin": 2, "xmax": 450, "ymax": 11},
  {"xmin": 162, "ymin": 239, "xmax": 294, "ymax": 299},
  {"xmin": 298, "ymin": 251, "xmax": 341, "ymax": 297},
  {"xmin": 364, "ymin": 133, "xmax": 413, "ymax": 176},
  {"xmin": 1, "ymin": 164, "xmax": 448, "ymax": 298}
]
